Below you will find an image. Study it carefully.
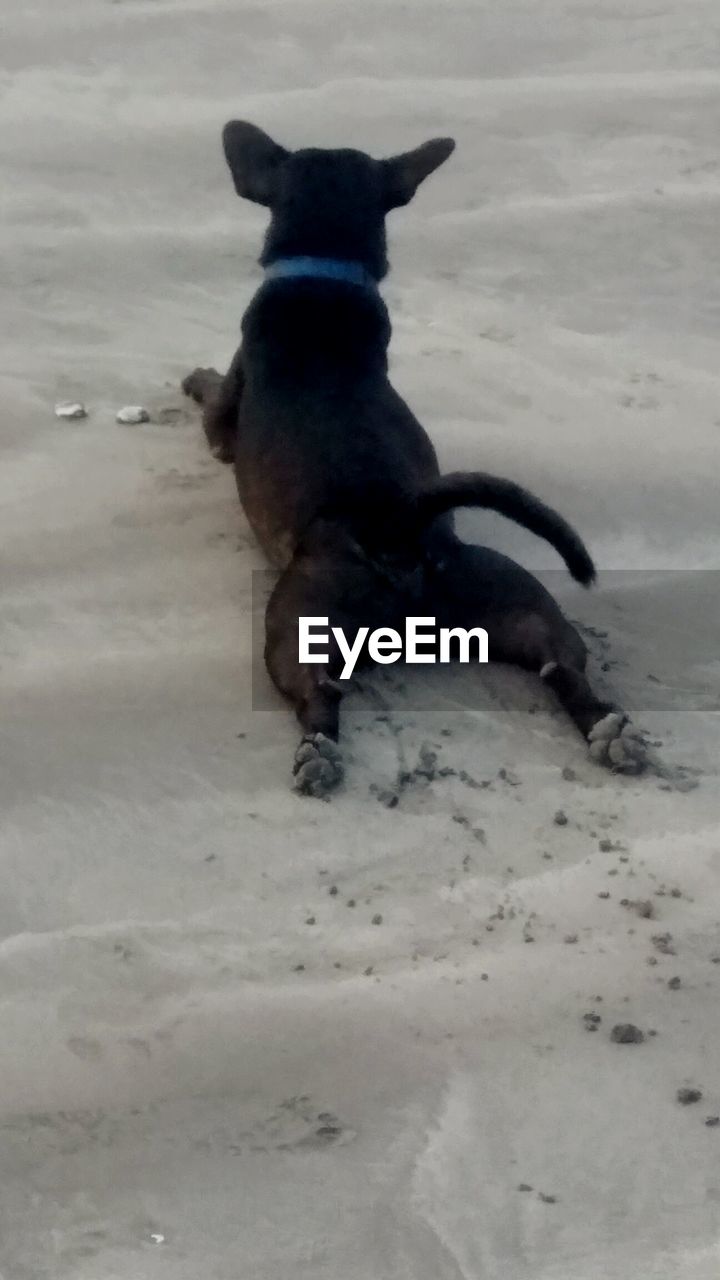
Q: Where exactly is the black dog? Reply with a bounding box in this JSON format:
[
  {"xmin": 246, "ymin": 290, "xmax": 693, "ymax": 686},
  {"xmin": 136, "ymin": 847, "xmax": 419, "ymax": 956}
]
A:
[{"xmin": 184, "ymin": 122, "xmax": 644, "ymax": 795}]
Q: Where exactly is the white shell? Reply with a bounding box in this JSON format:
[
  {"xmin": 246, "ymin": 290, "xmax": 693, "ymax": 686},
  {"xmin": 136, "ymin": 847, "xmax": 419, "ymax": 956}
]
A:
[
  {"xmin": 116, "ymin": 405, "xmax": 150, "ymax": 424},
  {"xmin": 55, "ymin": 401, "xmax": 87, "ymax": 420}
]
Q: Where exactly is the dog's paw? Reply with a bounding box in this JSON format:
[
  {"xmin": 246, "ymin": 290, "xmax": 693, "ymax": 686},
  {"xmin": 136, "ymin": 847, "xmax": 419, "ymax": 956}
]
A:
[
  {"xmin": 208, "ymin": 437, "xmax": 236, "ymax": 465},
  {"xmin": 181, "ymin": 367, "xmax": 220, "ymax": 405},
  {"xmin": 587, "ymin": 713, "xmax": 647, "ymax": 774},
  {"xmin": 293, "ymin": 733, "xmax": 344, "ymax": 798}
]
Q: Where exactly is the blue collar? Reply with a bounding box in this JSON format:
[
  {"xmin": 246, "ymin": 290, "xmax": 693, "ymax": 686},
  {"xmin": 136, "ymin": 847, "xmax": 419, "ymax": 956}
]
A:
[{"xmin": 264, "ymin": 256, "xmax": 378, "ymax": 291}]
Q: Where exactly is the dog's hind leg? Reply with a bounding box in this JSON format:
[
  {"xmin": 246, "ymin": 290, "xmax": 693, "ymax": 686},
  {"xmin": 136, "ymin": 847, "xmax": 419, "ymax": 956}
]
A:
[
  {"xmin": 264, "ymin": 558, "xmax": 348, "ymax": 798},
  {"xmin": 182, "ymin": 346, "xmax": 245, "ymax": 463},
  {"xmin": 426, "ymin": 538, "xmax": 646, "ymax": 772}
]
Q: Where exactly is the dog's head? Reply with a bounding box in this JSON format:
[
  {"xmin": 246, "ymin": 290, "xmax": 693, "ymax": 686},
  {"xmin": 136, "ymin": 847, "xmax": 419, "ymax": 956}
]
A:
[{"xmin": 221, "ymin": 122, "xmax": 455, "ymax": 280}]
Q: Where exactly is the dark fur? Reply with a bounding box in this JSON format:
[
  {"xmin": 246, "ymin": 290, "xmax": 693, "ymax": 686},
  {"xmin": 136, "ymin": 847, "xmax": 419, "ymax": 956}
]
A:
[{"xmin": 184, "ymin": 123, "xmax": 643, "ymax": 793}]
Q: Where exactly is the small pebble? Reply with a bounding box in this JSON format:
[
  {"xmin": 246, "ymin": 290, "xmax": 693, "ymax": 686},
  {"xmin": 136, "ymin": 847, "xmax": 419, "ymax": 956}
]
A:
[
  {"xmin": 667, "ymin": 976, "xmax": 682, "ymax": 990},
  {"xmin": 621, "ymin": 898, "xmax": 654, "ymax": 918},
  {"xmin": 705, "ymin": 1116, "xmax": 720, "ymax": 1128},
  {"xmin": 116, "ymin": 405, "xmax": 150, "ymax": 425},
  {"xmin": 611, "ymin": 1023, "xmax": 645, "ymax": 1044},
  {"xmin": 554, "ymin": 810, "xmax": 568, "ymax": 827},
  {"xmin": 316, "ymin": 1124, "xmax": 342, "ymax": 1139},
  {"xmin": 561, "ymin": 766, "xmax": 577, "ymax": 781},
  {"xmin": 150, "ymin": 1233, "xmax": 166, "ymax": 1245},
  {"xmin": 564, "ymin": 934, "xmax": 578, "ymax": 945},
  {"xmin": 538, "ymin": 1193, "xmax": 557, "ymax": 1205},
  {"xmin": 305, "ymin": 916, "xmax": 316, "ymax": 926},
  {"xmin": 328, "ymin": 885, "xmax": 338, "ymax": 896},
  {"xmin": 677, "ymin": 1087, "xmax": 702, "ymax": 1105},
  {"xmin": 371, "ymin": 914, "xmax": 383, "ymax": 926},
  {"xmin": 346, "ymin": 899, "xmax": 356, "ymax": 909},
  {"xmin": 458, "ymin": 769, "xmax": 485, "ymax": 790},
  {"xmin": 517, "ymin": 1183, "xmax": 533, "ymax": 1193},
  {"xmin": 55, "ymin": 401, "xmax": 87, "ymax": 420}
]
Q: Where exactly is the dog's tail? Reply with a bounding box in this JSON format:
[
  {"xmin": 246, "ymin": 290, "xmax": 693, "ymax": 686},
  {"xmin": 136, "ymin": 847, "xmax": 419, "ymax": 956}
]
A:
[{"xmin": 414, "ymin": 471, "xmax": 595, "ymax": 585}]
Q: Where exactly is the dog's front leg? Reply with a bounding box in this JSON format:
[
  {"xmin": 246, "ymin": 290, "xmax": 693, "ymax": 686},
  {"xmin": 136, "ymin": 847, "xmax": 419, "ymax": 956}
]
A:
[{"xmin": 182, "ymin": 346, "xmax": 245, "ymax": 463}]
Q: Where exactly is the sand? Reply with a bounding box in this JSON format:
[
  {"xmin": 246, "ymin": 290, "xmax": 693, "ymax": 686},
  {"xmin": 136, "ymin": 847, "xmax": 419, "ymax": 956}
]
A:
[{"xmin": 2, "ymin": 1, "xmax": 720, "ymax": 1276}]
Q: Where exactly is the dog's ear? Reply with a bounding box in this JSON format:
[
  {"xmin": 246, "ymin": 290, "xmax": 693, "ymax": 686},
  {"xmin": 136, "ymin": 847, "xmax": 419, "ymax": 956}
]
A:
[
  {"xmin": 222, "ymin": 121, "xmax": 289, "ymax": 206},
  {"xmin": 381, "ymin": 137, "xmax": 455, "ymax": 210}
]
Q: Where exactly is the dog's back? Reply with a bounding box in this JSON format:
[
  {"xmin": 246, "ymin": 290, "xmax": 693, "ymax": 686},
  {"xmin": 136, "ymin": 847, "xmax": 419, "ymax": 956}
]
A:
[{"xmin": 237, "ymin": 276, "xmax": 441, "ymax": 566}]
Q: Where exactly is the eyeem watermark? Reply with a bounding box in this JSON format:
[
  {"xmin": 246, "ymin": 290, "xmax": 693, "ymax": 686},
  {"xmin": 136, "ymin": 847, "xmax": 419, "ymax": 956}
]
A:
[{"xmin": 299, "ymin": 616, "xmax": 489, "ymax": 680}]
